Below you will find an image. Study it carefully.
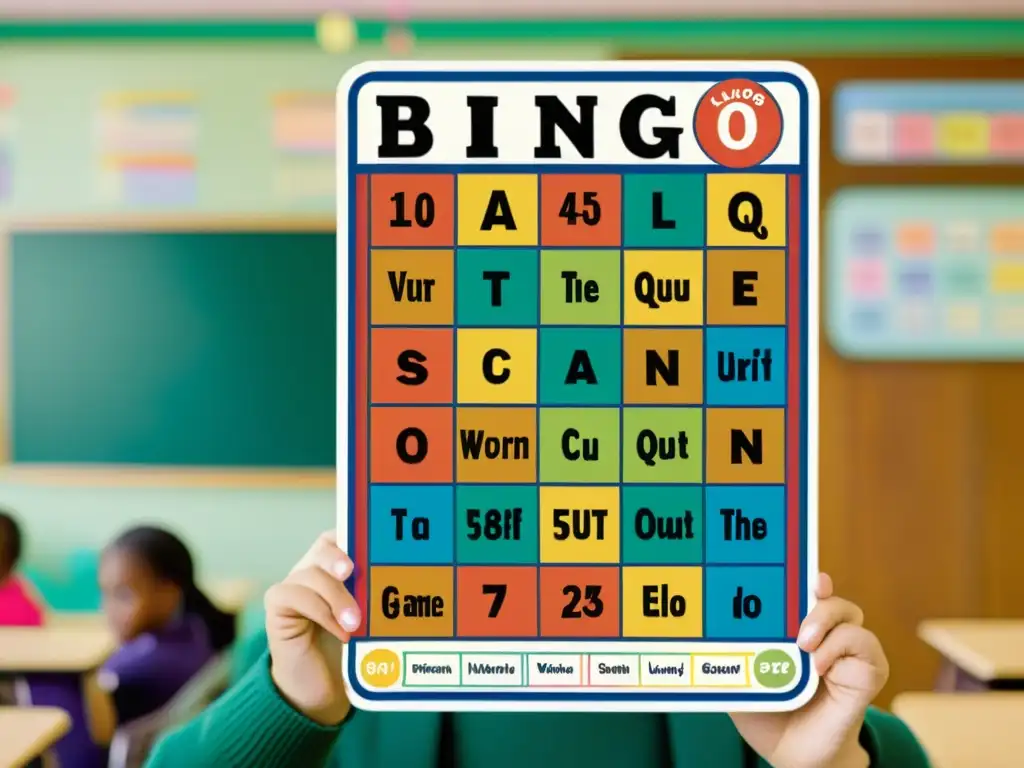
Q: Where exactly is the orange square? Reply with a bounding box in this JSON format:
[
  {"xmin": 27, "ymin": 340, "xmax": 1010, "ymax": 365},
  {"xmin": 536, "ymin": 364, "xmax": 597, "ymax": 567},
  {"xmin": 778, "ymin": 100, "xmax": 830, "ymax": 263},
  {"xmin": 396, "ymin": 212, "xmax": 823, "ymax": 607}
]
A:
[
  {"xmin": 540, "ymin": 174, "xmax": 621, "ymax": 247},
  {"xmin": 896, "ymin": 222, "xmax": 935, "ymax": 258},
  {"xmin": 371, "ymin": 328, "xmax": 453, "ymax": 404},
  {"xmin": 991, "ymin": 223, "xmax": 1024, "ymax": 256}
]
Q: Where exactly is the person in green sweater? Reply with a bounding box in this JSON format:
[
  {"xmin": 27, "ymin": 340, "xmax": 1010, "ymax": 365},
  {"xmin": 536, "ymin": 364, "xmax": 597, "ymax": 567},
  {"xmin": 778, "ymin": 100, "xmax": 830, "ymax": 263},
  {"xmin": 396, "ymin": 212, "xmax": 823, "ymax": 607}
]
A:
[{"xmin": 147, "ymin": 532, "xmax": 929, "ymax": 768}]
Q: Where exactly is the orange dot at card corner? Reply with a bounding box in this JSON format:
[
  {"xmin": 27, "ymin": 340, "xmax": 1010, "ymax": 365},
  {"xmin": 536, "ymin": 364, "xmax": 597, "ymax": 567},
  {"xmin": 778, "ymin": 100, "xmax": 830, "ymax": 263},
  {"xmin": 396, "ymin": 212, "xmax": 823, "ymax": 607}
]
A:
[
  {"xmin": 369, "ymin": 174, "xmax": 456, "ymax": 247},
  {"xmin": 457, "ymin": 566, "xmax": 539, "ymax": 637},
  {"xmin": 370, "ymin": 406, "xmax": 453, "ymax": 483},
  {"xmin": 539, "ymin": 174, "xmax": 622, "ymax": 247},
  {"xmin": 370, "ymin": 328, "xmax": 454, "ymax": 404},
  {"xmin": 539, "ymin": 566, "xmax": 620, "ymax": 638}
]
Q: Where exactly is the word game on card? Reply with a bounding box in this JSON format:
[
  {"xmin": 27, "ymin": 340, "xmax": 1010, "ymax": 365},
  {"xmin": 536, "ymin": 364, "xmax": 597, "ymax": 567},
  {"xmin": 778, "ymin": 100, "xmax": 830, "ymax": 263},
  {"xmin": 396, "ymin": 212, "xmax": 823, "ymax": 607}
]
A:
[{"xmin": 338, "ymin": 60, "xmax": 820, "ymax": 712}]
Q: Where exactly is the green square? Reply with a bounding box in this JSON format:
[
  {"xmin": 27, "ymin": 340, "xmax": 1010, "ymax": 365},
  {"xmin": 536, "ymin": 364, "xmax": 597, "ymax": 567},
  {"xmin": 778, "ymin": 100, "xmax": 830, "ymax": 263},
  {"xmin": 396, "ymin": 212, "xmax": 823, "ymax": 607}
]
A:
[
  {"xmin": 456, "ymin": 485, "xmax": 538, "ymax": 564},
  {"xmin": 539, "ymin": 327, "xmax": 621, "ymax": 405},
  {"xmin": 623, "ymin": 174, "xmax": 705, "ymax": 248},
  {"xmin": 622, "ymin": 407, "xmax": 703, "ymax": 483},
  {"xmin": 456, "ymin": 249, "xmax": 538, "ymax": 326},
  {"xmin": 539, "ymin": 407, "xmax": 620, "ymax": 482},
  {"xmin": 540, "ymin": 250, "xmax": 620, "ymax": 325},
  {"xmin": 621, "ymin": 485, "xmax": 703, "ymax": 564}
]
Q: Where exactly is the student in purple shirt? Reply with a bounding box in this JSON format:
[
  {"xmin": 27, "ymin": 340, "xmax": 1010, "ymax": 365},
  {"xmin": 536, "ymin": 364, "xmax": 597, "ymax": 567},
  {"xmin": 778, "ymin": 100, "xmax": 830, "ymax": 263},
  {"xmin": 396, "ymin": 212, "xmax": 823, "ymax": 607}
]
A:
[
  {"xmin": 24, "ymin": 527, "xmax": 237, "ymax": 768},
  {"xmin": 96, "ymin": 526, "xmax": 237, "ymax": 724}
]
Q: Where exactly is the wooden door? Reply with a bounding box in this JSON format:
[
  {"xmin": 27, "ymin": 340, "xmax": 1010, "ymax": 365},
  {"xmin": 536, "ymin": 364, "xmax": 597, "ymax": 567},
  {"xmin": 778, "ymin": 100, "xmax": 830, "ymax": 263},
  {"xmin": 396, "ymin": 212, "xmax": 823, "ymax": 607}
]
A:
[{"xmin": 621, "ymin": 53, "xmax": 1024, "ymax": 704}]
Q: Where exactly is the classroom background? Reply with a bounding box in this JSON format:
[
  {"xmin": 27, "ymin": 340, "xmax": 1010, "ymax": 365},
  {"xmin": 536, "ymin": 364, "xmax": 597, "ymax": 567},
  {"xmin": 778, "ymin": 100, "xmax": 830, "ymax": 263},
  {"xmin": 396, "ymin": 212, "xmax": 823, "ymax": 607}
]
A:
[{"xmin": 0, "ymin": 1, "xmax": 1022, "ymax": 766}]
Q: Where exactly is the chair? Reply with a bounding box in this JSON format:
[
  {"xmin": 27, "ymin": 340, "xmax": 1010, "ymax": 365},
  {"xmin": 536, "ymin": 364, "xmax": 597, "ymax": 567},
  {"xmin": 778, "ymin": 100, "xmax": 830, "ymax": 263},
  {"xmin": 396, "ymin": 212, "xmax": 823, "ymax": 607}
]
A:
[{"xmin": 106, "ymin": 653, "xmax": 231, "ymax": 768}]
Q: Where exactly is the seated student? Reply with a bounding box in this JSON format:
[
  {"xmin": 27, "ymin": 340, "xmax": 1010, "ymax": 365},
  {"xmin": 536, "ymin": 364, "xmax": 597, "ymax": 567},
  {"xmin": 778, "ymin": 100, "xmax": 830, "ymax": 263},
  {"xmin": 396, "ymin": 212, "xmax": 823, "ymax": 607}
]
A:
[
  {"xmin": 24, "ymin": 527, "xmax": 238, "ymax": 768},
  {"xmin": 147, "ymin": 532, "xmax": 930, "ymax": 768},
  {"xmin": 96, "ymin": 525, "xmax": 237, "ymax": 724},
  {"xmin": 0, "ymin": 509, "xmax": 44, "ymax": 626}
]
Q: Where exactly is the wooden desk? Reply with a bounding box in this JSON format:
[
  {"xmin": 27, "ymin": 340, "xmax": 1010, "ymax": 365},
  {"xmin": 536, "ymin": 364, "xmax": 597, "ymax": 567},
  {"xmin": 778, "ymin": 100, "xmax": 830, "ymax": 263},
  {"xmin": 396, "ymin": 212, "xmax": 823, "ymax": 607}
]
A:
[
  {"xmin": 919, "ymin": 619, "xmax": 1024, "ymax": 691},
  {"xmin": 892, "ymin": 693, "xmax": 1024, "ymax": 768},
  {"xmin": 0, "ymin": 706, "xmax": 71, "ymax": 767},
  {"xmin": 205, "ymin": 578, "xmax": 258, "ymax": 614},
  {"xmin": 0, "ymin": 627, "xmax": 115, "ymax": 673}
]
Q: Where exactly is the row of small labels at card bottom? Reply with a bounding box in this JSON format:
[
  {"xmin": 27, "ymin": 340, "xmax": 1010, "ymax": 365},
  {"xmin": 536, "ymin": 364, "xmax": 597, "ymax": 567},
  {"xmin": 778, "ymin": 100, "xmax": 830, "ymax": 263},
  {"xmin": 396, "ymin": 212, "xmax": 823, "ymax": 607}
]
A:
[{"xmin": 389, "ymin": 652, "xmax": 769, "ymax": 688}]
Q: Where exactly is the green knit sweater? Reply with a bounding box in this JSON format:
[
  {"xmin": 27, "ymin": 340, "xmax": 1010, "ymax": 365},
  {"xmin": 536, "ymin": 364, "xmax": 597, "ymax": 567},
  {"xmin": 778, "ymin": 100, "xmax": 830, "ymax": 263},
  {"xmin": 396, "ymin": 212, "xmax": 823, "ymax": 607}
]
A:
[{"xmin": 147, "ymin": 633, "xmax": 930, "ymax": 768}]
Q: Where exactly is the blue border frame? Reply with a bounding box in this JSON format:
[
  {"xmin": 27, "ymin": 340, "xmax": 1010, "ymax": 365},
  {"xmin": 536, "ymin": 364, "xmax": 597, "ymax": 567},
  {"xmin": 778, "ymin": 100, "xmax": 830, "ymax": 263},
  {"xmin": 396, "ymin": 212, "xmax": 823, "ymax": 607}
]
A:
[{"xmin": 345, "ymin": 68, "xmax": 812, "ymax": 704}]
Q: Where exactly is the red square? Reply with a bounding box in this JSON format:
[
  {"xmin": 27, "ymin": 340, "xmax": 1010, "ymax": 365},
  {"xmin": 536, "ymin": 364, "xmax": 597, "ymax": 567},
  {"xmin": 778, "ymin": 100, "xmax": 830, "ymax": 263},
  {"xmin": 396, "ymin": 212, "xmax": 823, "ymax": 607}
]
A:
[
  {"xmin": 370, "ymin": 174, "xmax": 455, "ymax": 247},
  {"xmin": 457, "ymin": 567, "xmax": 538, "ymax": 637},
  {"xmin": 540, "ymin": 174, "xmax": 621, "ymax": 247},
  {"xmin": 370, "ymin": 406, "xmax": 453, "ymax": 483},
  {"xmin": 371, "ymin": 328, "xmax": 453, "ymax": 404},
  {"xmin": 539, "ymin": 566, "xmax": 619, "ymax": 638},
  {"xmin": 990, "ymin": 114, "xmax": 1024, "ymax": 158}
]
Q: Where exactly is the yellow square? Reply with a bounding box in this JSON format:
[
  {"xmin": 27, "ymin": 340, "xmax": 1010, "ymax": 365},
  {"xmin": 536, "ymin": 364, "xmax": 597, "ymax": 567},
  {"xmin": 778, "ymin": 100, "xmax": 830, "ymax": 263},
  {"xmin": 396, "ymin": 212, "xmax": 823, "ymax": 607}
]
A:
[
  {"xmin": 937, "ymin": 113, "xmax": 989, "ymax": 158},
  {"xmin": 706, "ymin": 174, "xmax": 787, "ymax": 248},
  {"xmin": 622, "ymin": 566, "xmax": 703, "ymax": 638},
  {"xmin": 623, "ymin": 251, "xmax": 704, "ymax": 326},
  {"xmin": 992, "ymin": 262, "xmax": 1024, "ymax": 294},
  {"xmin": 457, "ymin": 174, "xmax": 539, "ymax": 246},
  {"xmin": 457, "ymin": 329, "xmax": 537, "ymax": 403},
  {"xmin": 540, "ymin": 486, "xmax": 619, "ymax": 563}
]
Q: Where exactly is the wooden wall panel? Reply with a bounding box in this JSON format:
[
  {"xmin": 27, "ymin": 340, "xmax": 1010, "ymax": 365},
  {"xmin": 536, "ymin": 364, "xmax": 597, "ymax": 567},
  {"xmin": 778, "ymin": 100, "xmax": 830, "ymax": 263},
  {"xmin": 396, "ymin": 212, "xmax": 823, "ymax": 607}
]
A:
[{"xmin": 621, "ymin": 52, "xmax": 1024, "ymax": 704}]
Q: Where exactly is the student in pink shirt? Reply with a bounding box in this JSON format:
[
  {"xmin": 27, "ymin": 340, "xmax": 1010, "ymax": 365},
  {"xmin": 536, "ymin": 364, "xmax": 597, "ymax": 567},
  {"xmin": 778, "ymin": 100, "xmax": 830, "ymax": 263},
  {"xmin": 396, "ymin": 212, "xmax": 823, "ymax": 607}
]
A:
[{"xmin": 0, "ymin": 510, "xmax": 44, "ymax": 626}]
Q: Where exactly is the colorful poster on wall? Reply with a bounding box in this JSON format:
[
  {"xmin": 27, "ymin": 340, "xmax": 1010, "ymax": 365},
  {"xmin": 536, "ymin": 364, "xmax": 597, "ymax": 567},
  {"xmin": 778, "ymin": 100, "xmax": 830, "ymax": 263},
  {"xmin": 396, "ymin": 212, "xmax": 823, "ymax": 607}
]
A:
[
  {"xmin": 0, "ymin": 84, "xmax": 15, "ymax": 203},
  {"xmin": 94, "ymin": 91, "xmax": 198, "ymax": 207},
  {"xmin": 271, "ymin": 91, "xmax": 333, "ymax": 204},
  {"xmin": 834, "ymin": 82, "xmax": 1024, "ymax": 164},
  {"xmin": 828, "ymin": 188, "xmax": 1024, "ymax": 358}
]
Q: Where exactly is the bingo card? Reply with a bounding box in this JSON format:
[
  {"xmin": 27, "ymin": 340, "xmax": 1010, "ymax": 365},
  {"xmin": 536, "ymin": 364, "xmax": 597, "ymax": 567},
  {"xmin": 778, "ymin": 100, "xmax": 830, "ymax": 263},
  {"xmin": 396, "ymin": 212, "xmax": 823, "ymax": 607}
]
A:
[{"xmin": 338, "ymin": 60, "xmax": 819, "ymax": 712}]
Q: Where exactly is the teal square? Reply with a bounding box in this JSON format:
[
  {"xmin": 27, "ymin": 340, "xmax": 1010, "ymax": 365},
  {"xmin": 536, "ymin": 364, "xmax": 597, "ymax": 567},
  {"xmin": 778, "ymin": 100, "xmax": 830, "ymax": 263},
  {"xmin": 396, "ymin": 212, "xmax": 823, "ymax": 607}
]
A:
[
  {"xmin": 623, "ymin": 174, "xmax": 705, "ymax": 248},
  {"xmin": 539, "ymin": 327, "xmax": 621, "ymax": 405},
  {"xmin": 456, "ymin": 485, "xmax": 538, "ymax": 564},
  {"xmin": 622, "ymin": 486, "xmax": 703, "ymax": 564},
  {"xmin": 456, "ymin": 249, "xmax": 538, "ymax": 326}
]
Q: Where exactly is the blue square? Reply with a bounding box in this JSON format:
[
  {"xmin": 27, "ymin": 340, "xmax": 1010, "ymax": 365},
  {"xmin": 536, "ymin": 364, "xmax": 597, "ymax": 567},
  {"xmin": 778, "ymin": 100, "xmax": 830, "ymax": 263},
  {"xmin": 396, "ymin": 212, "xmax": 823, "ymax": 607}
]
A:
[
  {"xmin": 705, "ymin": 326, "xmax": 786, "ymax": 406},
  {"xmin": 369, "ymin": 485, "xmax": 454, "ymax": 564},
  {"xmin": 705, "ymin": 566, "xmax": 785, "ymax": 640},
  {"xmin": 705, "ymin": 486, "xmax": 785, "ymax": 564}
]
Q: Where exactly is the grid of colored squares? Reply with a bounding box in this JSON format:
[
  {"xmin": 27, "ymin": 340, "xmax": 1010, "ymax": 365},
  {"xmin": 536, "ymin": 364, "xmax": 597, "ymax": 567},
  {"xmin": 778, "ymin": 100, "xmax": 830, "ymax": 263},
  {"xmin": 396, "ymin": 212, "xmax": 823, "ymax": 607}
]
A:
[
  {"xmin": 829, "ymin": 188, "xmax": 1024, "ymax": 357},
  {"xmin": 835, "ymin": 82, "xmax": 1024, "ymax": 164},
  {"xmin": 363, "ymin": 169, "xmax": 796, "ymax": 640}
]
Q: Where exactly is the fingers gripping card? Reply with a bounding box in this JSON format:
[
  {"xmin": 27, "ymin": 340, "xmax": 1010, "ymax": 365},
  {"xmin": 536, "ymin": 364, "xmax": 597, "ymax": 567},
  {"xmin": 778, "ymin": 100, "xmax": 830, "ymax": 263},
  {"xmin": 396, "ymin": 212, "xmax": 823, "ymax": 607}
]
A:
[{"xmin": 337, "ymin": 61, "xmax": 820, "ymax": 713}]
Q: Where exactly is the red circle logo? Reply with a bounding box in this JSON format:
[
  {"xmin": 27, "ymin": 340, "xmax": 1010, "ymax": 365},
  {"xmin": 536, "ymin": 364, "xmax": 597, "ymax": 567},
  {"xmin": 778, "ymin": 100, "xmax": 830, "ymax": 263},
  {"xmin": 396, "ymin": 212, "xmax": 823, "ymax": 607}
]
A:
[{"xmin": 693, "ymin": 79, "xmax": 783, "ymax": 169}]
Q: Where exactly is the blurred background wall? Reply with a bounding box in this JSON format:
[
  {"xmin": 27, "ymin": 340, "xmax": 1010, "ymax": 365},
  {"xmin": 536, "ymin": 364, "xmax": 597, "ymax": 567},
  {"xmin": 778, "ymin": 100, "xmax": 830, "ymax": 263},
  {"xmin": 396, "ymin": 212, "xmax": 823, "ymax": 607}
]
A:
[{"xmin": 1, "ymin": 4, "xmax": 1022, "ymax": 706}]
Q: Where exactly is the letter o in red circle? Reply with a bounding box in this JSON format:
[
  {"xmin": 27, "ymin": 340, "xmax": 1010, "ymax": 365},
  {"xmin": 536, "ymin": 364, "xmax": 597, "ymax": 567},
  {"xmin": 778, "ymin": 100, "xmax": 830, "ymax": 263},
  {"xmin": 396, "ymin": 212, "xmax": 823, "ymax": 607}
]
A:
[{"xmin": 693, "ymin": 79, "xmax": 783, "ymax": 169}]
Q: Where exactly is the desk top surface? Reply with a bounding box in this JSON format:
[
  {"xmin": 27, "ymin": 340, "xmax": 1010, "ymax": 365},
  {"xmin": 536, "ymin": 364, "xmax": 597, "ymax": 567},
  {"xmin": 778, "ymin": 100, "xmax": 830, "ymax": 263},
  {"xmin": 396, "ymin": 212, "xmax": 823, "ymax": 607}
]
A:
[
  {"xmin": 0, "ymin": 625, "xmax": 115, "ymax": 672},
  {"xmin": 892, "ymin": 692, "xmax": 1024, "ymax": 768},
  {"xmin": 0, "ymin": 707, "xmax": 71, "ymax": 765},
  {"xmin": 918, "ymin": 619, "xmax": 1024, "ymax": 680}
]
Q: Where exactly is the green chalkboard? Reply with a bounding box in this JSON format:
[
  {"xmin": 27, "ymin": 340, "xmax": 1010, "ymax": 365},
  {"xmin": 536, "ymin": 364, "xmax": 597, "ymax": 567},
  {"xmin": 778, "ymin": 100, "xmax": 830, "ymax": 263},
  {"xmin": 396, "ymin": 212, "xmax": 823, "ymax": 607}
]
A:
[{"xmin": 7, "ymin": 226, "xmax": 335, "ymax": 468}]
